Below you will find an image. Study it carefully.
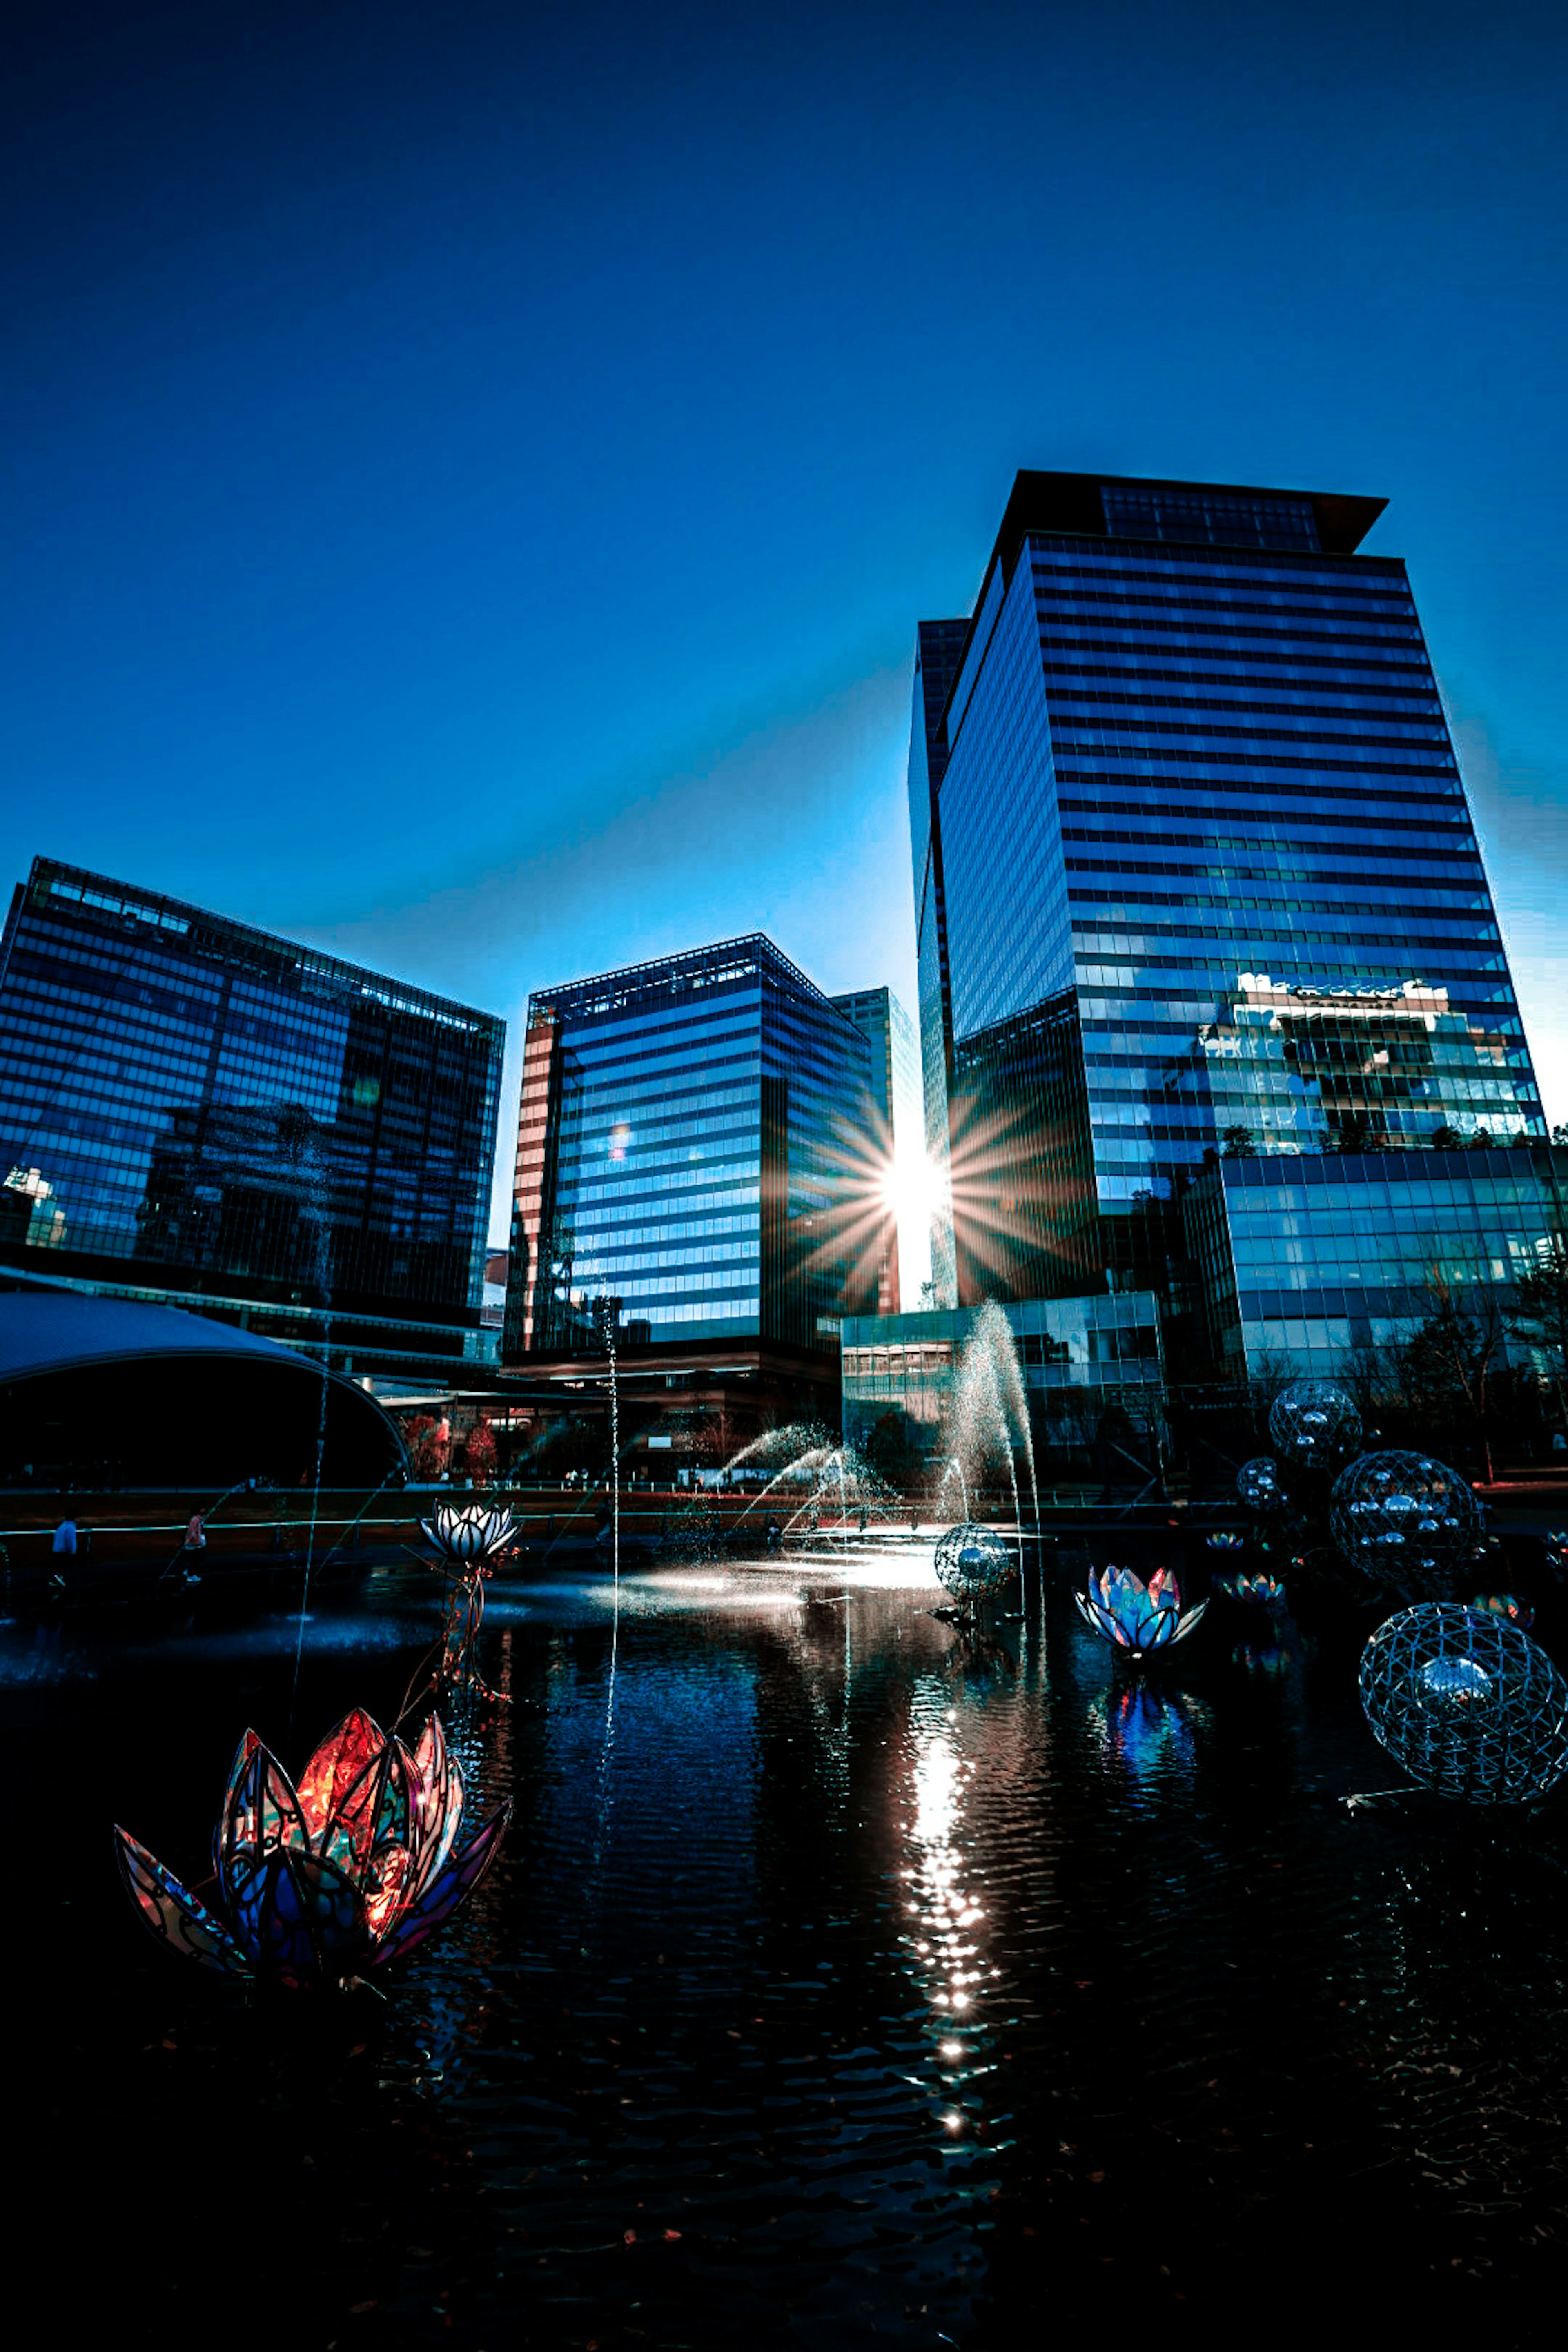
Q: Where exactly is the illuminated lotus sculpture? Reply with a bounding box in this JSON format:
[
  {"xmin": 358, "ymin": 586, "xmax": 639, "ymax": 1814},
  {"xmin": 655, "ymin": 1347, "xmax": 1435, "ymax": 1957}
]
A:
[
  {"xmin": 1207, "ymin": 1531, "xmax": 1245, "ymax": 1553},
  {"xmin": 1214, "ymin": 1569, "xmax": 1286, "ymax": 1606},
  {"xmin": 1075, "ymin": 1565, "xmax": 1206, "ymax": 1659},
  {"xmin": 1330, "ymin": 1450, "xmax": 1479, "ymax": 1595},
  {"xmin": 1359, "ymin": 1604, "xmax": 1568, "ymax": 1804},
  {"xmin": 1469, "ymin": 1591, "xmax": 1535, "ymax": 1633},
  {"xmin": 421, "ymin": 1502, "xmax": 516, "ymax": 1562},
  {"xmin": 1237, "ymin": 1457, "xmax": 1286, "ymax": 1513},
  {"xmin": 933, "ymin": 1522, "xmax": 1013, "ymax": 1603},
  {"xmin": 114, "ymin": 1708, "xmax": 508, "ymax": 1989},
  {"xmin": 421, "ymin": 1503, "xmax": 514, "ymax": 1699},
  {"xmin": 1268, "ymin": 1379, "xmax": 1361, "ymax": 1470}
]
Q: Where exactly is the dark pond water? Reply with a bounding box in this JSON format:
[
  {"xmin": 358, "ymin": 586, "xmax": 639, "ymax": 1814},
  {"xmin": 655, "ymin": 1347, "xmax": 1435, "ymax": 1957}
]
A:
[{"xmin": 6, "ymin": 1544, "xmax": 1568, "ymax": 2347}]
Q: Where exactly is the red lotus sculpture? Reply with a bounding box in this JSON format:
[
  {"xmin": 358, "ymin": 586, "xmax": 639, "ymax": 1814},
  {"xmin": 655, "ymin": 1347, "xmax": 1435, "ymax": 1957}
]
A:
[{"xmin": 114, "ymin": 1708, "xmax": 508, "ymax": 1989}]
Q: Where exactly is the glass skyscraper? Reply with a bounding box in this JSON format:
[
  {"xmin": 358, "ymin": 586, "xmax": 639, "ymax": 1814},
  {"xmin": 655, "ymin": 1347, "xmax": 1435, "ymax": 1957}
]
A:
[
  {"xmin": 909, "ymin": 471, "xmax": 1545, "ymax": 1308},
  {"xmin": 503, "ymin": 935, "xmax": 876, "ymax": 1372},
  {"xmin": 830, "ymin": 984, "xmax": 922, "ymax": 1313},
  {"xmin": 0, "ymin": 858, "xmax": 505, "ymax": 1380}
]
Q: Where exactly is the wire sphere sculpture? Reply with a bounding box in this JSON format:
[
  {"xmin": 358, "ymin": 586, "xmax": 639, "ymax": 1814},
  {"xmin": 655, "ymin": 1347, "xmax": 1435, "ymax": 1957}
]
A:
[
  {"xmin": 933, "ymin": 1522, "xmax": 1014, "ymax": 1602},
  {"xmin": 1237, "ymin": 1456, "xmax": 1287, "ymax": 1512},
  {"xmin": 1268, "ymin": 1380, "xmax": 1362, "ymax": 1470},
  {"xmin": 1330, "ymin": 1451, "xmax": 1480, "ymax": 1593},
  {"xmin": 1359, "ymin": 1604, "xmax": 1568, "ymax": 1803}
]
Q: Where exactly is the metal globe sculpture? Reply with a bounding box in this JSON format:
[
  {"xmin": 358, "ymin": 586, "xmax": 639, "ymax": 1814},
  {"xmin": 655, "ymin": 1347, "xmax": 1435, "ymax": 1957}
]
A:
[
  {"xmin": 933, "ymin": 1522, "xmax": 1014, "ymax": 1603},
  {"xmin": 1359, "ymin": 1604, "xmax": 1568, "ymax": 1804},
  {"xmin": 1268, "ymin": 1380, "xmax": 1361, "ymax": 1470},
  {"xmin": 1330, "ymin": 1451, "xmax": 1480, "ymax": 1594},
  {"xmin": 1237, "ymin": 1457, "xmax": 1286, "ymax": 1512}
]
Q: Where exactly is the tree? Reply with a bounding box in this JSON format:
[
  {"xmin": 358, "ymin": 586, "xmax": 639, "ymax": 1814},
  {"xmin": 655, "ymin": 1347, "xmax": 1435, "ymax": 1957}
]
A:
[
  {"xmin": 464, "ymin": 1415, "xmax": 497, "ymax": 1483},
  {"xmin": 1431, "ymin": 1122, "xmax": 1465, "ymax": 1150},
  {"xmin": 403, "ymin": 1414, "xmax": 450, "ymax": 1481},
  {"xmin": 1332, "ymin": 1109, "xmax": 1381, "ymax": 1152},
  {"xmin": 1220, "ymin": 1124, "xmax": 1256, "ymax": 1158},
  {"xmin": 1399, "ymin": 1271, "xmax": 1507, "ymax": 1481}
]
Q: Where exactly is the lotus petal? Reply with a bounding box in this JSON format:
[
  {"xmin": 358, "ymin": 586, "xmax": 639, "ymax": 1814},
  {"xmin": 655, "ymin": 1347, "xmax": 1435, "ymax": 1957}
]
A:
[
  {"xmin": 372, "ymin": 1804, "xmax": 509, "ymax": 1967},
  {"xmin": 216, "ymin": 1731, "xmax": 308, "ymax": 1909},
  {"xmin": 318, "ymin": 1731, "xmax": 412, "ymax": 1883},
  {"xmin": 405, "ymin": 1715, "xmax": 465, "ymax": 1899},
  {"xmin": 296, "ymin": 1708, "xmax": 388, "ymax": 1846},
  {"xmin": 229, "ymin": 1845, "xmax": 372, "ymax": 1983},
  {"xmin": 114, "ymin": 1827, "xmax": 251, "ymax": 1978},
  {"xmin": 1167, "ymin": 1601, "xmax": 1207, "ymax": 1645}
]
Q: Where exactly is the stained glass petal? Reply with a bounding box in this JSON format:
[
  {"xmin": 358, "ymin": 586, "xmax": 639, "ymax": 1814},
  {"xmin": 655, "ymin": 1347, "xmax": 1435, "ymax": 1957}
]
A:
[
  {"xmin": 114, "ymin": 1827, "xmax": 251, "ymax": 1978},
  {"xmin": 372, "ymin": 1804, "xmax": 509, "ymax": 1967},
  {"xmin": 296, "ymin": 1708, "xmax": 386, "ymax": 1843},
  {"xmin": 217, "ymin": 1735, "xmax": 308, "ymax": 1910},
  {"xmin": 320, "ymin": 1735, "xmax": 411, "ymax": 1884},
  {"xmin": 229, "ymin": 1847, "xmax": 370, "ymax": 1983}
]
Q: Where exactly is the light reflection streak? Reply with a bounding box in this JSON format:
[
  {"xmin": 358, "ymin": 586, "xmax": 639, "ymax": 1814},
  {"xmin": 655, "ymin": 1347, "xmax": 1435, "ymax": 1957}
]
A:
[{"xmin": 899, "ymin": 1677, "xmax": 997, "ymax": 2149}]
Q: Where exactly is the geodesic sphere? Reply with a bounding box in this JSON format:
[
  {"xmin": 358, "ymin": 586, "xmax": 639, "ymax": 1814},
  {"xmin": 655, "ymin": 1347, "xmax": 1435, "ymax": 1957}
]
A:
[
  {"xmin": 1359, "ymin": 1603, "xmax": 1568, "ymax": 1803},
  {"xmin": 933, "ymin": 1522, "xmax": 1014, "ymax": 1601},
  {"xmin": 1237, "ymin": 1456, "xmax": 1286, "ymax": 1513},
  {"xmin": 1330, "ymin": 1451, "xmax": 1480, "ymax": 1594},
  {"xmin": 1268, "ymin": 1380, "xmax": 1362, "ymax": 1469}
]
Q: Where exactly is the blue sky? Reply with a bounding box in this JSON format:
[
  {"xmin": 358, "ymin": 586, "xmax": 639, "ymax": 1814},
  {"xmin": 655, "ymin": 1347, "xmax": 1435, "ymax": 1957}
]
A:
[{"xmin": 5, "ymin": 0, "xmax": 1566, "ymax": 1243}]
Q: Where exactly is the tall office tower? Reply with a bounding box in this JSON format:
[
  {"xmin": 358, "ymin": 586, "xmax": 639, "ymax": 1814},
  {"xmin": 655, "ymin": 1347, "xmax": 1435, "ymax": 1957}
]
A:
[
  {"xmin": 909, "ymin": 472, "xmax": 1544, "ymax": 1307},
  {"xmin": 830, "ymin": 985, "xmax": 923, "ymax": 1314},
  {"xmin": 0, "ymin": 858, "xmax": 505, "ymax": 1382},
  {"xmin": 503, "ymin": 936, "xmax": 875, "ymax": 1412},
  {"xmin": 908, "ymin": 618, "xmax": 969, "ymax": 1307}
]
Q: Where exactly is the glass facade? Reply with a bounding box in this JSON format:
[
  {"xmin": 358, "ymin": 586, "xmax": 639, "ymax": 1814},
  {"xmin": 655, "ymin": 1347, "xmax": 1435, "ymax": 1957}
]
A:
[
  {"xmin": 1188, "ymin": 1147, "xmax": 1568, "ymax": 1382},
  {"xmin": 908, "ymin": 619, "xmax": 969, "ymax": 1308},
  {"xmin": 840, "ymin": 1292, "xmax": 1163, "ymax": 1463},
  {"xmin": 911, "ymin": 471, "xmax": 1544, "ymax": 1307},
  {"xmin": 830, "ymin": 985, "xmax": 923, "ymax": 1313},
  {"xmin": 504, "ymin": 936, "xmax": 875, "ymax": 1362},
  {"xmin": 0, "ymin": 858, "xmax": 505, "ymax": 1375}
]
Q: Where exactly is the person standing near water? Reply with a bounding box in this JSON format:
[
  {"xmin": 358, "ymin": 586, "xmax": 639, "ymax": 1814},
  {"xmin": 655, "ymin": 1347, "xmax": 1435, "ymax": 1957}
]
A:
[{"xmin": 53, "ymin": 1516, "xmax": 77, "ymax": 1557}]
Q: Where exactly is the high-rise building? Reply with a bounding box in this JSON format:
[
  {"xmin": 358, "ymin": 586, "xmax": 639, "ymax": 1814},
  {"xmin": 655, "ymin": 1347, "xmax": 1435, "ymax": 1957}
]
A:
[
  {"xmin": 503, "ymin": 935, "xmax": 876, "ymax": 1415},
  {"xmin": 830, "ymin": 985, "xmax": 923, "ymax": 1314},
  {"xmin": 0, "ymin": 858, "xmax": 505, "ymax": 1383},
  {"xmin": 907, "ymin": 471, "xmax": 1545, "ymax": 1313}
]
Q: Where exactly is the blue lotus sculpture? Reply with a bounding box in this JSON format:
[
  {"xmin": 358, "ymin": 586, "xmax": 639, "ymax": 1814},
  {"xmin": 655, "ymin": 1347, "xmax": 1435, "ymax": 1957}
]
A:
[{"xmin": 1075, "ymin": 1565, "xmax": 1206, "ymax": 1659}]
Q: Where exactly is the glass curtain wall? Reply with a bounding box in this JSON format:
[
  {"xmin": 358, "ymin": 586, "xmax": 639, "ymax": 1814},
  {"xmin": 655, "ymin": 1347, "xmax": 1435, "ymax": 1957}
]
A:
[
  {"xmin": 0, "ymin": 860, "xmax": 503, "ymax": 1353},
  {"xmin": 923, "ymin": 474, "xmax": 1544, "ymax": 1302},
  {"xmin": 505, "ymin": 937, "xmax": 874, "ymax": 1360}
]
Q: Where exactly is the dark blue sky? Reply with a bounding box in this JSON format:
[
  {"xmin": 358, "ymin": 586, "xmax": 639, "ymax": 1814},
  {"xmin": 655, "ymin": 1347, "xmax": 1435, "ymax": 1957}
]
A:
[{"xmin": 6, "ymin": 0, "xmax": 1566, "ymax": 1239}]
